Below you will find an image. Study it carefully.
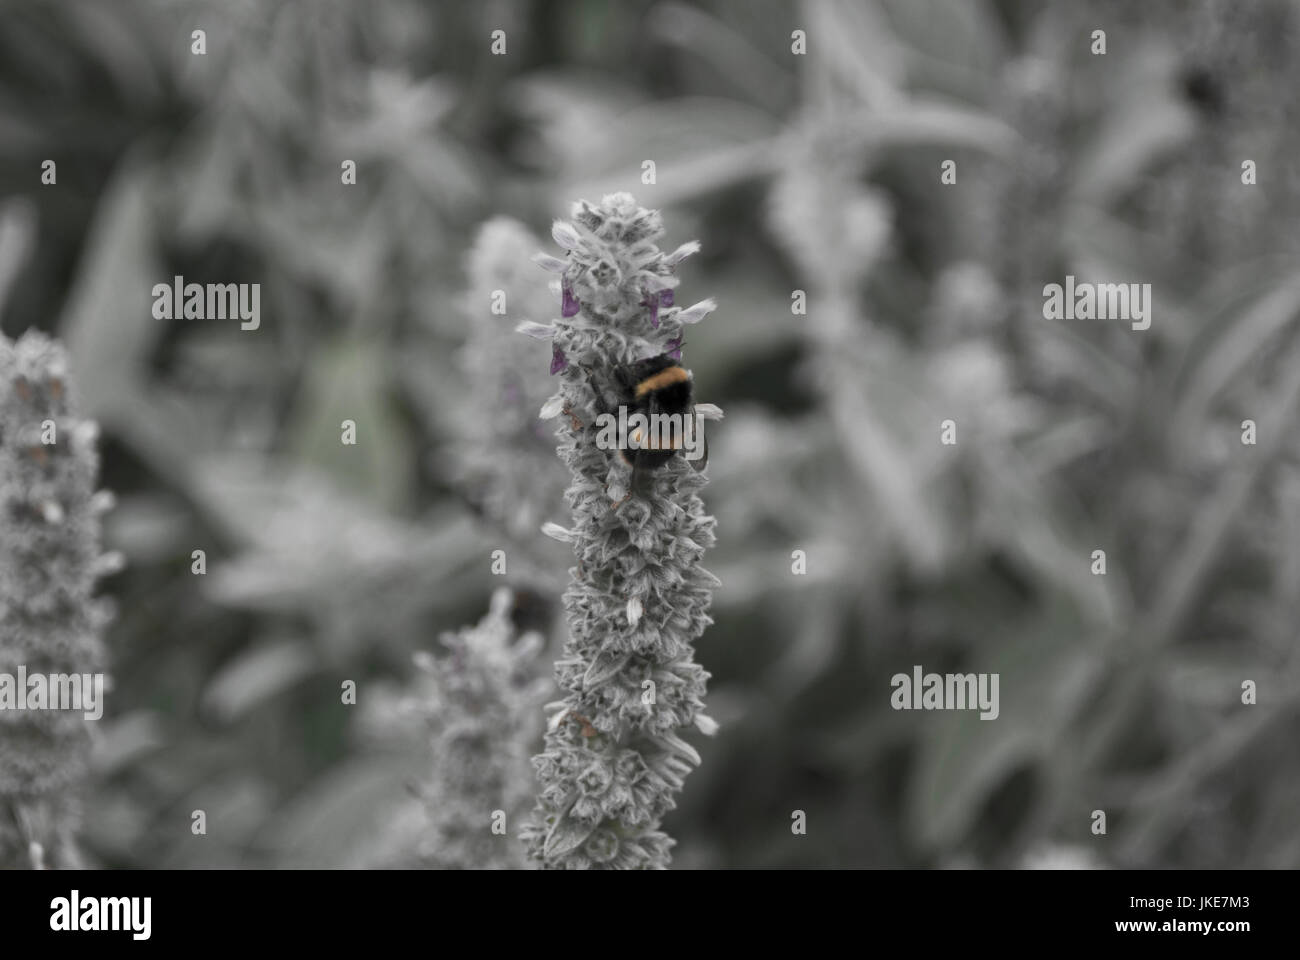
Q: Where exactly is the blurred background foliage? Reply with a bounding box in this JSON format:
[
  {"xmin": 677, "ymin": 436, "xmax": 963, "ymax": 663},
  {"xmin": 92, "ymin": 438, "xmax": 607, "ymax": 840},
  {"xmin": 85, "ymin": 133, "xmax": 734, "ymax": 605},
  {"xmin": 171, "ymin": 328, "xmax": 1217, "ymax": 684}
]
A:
[{"xmin": 1, "ymin": 0, "xmax": 1297, "ymax": 868}]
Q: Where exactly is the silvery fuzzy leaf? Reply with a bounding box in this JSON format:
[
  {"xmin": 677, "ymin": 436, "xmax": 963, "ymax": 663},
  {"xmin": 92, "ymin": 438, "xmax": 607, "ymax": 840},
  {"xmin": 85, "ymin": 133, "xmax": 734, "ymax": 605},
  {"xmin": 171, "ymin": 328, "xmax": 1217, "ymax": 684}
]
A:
[
  {"xmin": 551, "ymin": 220, "xmax": 582, "ymax": 249},
  {"xmin": 547, "ymin": 706, "xmax": 572, "ymax": 733},
  {"xmin": 532, "ymin": 252, "xmax": 568, "ymax": 273},
  {"xmin": 584, "ymin": 650, "xmax": 631, "ymax": 688},
  {"xmin": 666, "ymin": 241, "xmax": 700, "ymax": 265},
  {"xmin": 675, "ymin": 298, "xmax": 717, "ymax": 324},
  {"xmin": 694, "ymin": 567, "xmax": 723, "ymax": 588},
  {"xmin": 543, "ymin": 805, "xmax": 598, "ymax": 860},
  {"xmin": 539, "ymin": 394, "xmax": 565, "ymax": 419},
  {"xmin": 649, "ymin": 730, "xmax": 702, "ymax": 767},
  {"xmin": 542, "ymin": 521, "xmax": 575, "ymax": 542},
  {"xmin": 516, "ymin": 320, "xmax": 557, "ymax": 340},
  {"xmin": 95, "ymin": 550, "xmax": 127, "ymax": 576},
  {"xmin": 641, "ymin": 273, "xmax": 680, "ymax": 294},
  {"xmin": 694, "ymin": 713, "xmax": 719, "ymax": 736}
]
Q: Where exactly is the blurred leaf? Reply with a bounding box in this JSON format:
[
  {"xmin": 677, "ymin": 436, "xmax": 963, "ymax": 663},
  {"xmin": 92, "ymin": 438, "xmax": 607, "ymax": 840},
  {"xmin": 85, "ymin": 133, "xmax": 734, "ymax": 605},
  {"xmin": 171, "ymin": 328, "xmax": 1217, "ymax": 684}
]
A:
[
  {"xmin": 0, "ymin": 196, "xmax": 36, "ymax": 318},
  {"xmin": 57, "ymin": 154, "xmax": 220, "ymax": 494},
  {"xmin": 556, "ymin": 96, "xmax": 782, "ymax": 207},
  {"xmin": 169, "ymin": 777, "xmax": 274, "ymax": 867},
  {"xmin": 905, "ymin": 606, "xmax": 1099, "ymax": 850},
  {"xmin": 286, "ymin": 337, "xmax": 414, "ymax": 510},
  {"xmin": 265, "ymin": 754, "xmax": 431, "ymax": 868},
  {"xmin": 59, "ymin": 153, "xmax": 165, "ymax": 419},
  {"xmin": 1069, "ymin": 46, "xmax": 1196, "ymax": 206},
  {"xmin": 882, "ymin": 0, "xmax": 1004, "ymax": 100},
  {"xmin": 202, "ymin": 640, "xmax": 317, "ymax": 723},
  {"xmin": 649, "ymin": 3, "xmax": 796, "ymax": 111},
  {"xmin": 806, "ymin": 0, "xmax": 906, "ymax": 108},
  {"xmin": 973, "ymin": 443, "xmax": 1123, "ymax": 630},
  {"xmin": 1172, "ymin": 273, "xmax": 1300, "ymax": 449},
  {"xmin": 92, "ymin": 710, "xmax": 166, "ymax": 777},
  {"xmin": 194, "ymin": 458, "xmax": 478, "ymax": 617},
  {"xmin": 840, "ymin": 99, "xmax": 1018, "ymax": 153},
  {"xmin": 56, "ymin": 0, "xmax": 164, "ymax": 103}
]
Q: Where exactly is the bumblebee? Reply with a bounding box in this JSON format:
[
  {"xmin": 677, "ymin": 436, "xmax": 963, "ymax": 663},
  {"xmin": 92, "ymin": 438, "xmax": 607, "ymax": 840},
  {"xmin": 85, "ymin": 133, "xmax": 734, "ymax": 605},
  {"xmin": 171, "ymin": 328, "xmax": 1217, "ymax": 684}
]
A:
[{"xmin": 583, "ymin": 353, "xmax": 709, "ymax": 501}]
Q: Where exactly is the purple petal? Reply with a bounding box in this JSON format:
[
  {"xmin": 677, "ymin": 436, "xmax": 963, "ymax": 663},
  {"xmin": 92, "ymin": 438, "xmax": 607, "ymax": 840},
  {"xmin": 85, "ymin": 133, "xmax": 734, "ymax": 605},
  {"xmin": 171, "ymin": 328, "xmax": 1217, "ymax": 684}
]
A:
[
  {"xmin": 648, "ymin": 294, "xmax": 660, "ymax": 328},
  {"xmin": 561, "ymin": 280, "xmax": 580, "ymax": 318},
  {"xmin": 660, "ymin": 289, "xmax": 674, "ymax": 307},
  {"xmin": 665, "ymin": 337, "xmax": 683, "ymax": 361},
  {"xmin": 550, "ymin": 344, "xmax": 568, "ymax": 375}
]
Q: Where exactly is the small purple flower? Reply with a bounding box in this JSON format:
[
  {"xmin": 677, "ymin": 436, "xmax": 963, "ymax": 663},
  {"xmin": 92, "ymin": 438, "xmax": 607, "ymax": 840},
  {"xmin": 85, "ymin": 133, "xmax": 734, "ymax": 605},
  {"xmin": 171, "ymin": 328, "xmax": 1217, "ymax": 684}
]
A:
[
  {"xmin": 550, "ymin": 343, "xmax": 568, "ymax": 375},
  {"xmin": 561, "ymin": 280, "xmax": 580, "ymax": 318},
  {"xmin": 664, "ymin": 336, "xmax": 683, "ymax": 361},
  {"xmin": 660, "ymin": 289, "xmax": 674, "ymax": 308},
  {"xmin": 642, "ymin": 289, "xmax": 660, "ymax": 329}
]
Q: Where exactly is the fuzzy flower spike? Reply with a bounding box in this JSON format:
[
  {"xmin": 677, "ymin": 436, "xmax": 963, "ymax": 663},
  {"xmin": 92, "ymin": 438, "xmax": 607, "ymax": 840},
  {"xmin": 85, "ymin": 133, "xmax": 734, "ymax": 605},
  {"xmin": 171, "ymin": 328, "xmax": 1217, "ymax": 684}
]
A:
[
  {"xmin": 518, "ymin": 193, "xmax": 722, "ymax": 869},
  {"xmin": 397, "ymin": 587, "xmax": 548, "ymax": 870},
  {"xmin": 0, "ymin": 330, "xmax": 118, "ymax": 869}
]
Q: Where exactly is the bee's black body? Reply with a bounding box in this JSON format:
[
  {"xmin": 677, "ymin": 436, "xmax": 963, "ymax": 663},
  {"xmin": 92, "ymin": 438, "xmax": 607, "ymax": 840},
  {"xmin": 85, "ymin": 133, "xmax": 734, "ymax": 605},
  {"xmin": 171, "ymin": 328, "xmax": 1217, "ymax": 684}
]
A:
[
  {"xmin": 583, "ymin": 353, "xmax": 707, "ymax": 497},
  {"xmin": 612, "ymin": 355, "xmax": 694, "ymax": 470}
]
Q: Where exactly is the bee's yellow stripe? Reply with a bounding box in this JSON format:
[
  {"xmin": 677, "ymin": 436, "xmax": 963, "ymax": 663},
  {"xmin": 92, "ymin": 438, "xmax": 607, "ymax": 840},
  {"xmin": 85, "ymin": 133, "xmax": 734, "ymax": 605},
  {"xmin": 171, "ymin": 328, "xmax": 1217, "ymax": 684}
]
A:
[{"xmin": 634, "ymin": 365, "xmax": 689, "ymax": 398}]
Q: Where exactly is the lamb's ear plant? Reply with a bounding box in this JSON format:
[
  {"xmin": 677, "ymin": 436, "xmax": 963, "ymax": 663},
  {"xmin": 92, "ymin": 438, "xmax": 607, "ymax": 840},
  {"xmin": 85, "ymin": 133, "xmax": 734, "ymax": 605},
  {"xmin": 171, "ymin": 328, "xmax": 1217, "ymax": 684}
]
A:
[
  {"xmin": 0, "ymin": 330, "xmax": 117, "ymax": 869},
  {"xmin": 518, "ymin": 193, "xmax": 722, "ymax": 869},
  {"xmin": 448, "ymin": 217, "xmax": 571, "ymax": 589},
  {"xmin": 368, "ymin": 587, "xmax": 548, "ymax": 869}
]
